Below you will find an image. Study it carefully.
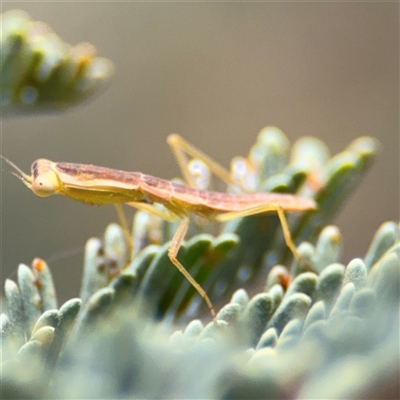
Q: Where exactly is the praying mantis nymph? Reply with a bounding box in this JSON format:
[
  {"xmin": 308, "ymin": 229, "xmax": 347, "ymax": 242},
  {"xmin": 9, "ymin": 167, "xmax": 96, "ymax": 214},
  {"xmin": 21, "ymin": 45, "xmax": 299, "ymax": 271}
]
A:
[{"xmin": 2, "ymin": 134, "xmax": 317, "ymax": 324}]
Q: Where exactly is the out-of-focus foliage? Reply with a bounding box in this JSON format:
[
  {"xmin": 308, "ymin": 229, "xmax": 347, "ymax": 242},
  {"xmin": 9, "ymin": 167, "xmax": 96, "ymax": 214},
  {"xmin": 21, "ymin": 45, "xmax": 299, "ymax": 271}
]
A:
[
  {"xmin": 2, "ymin": 222, "xmax": 398, "ymax": 399},
  {"xmin": 1, "ymin": 9, "xmax": 114, "ymax": 116}
]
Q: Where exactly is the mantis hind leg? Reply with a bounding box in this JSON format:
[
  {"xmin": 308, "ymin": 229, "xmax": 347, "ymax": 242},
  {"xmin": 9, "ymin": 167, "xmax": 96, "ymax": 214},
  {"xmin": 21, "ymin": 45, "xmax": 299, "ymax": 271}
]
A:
[{"xmin": 216, "ymin": 203, "xmax": 314, "ymax": 272}]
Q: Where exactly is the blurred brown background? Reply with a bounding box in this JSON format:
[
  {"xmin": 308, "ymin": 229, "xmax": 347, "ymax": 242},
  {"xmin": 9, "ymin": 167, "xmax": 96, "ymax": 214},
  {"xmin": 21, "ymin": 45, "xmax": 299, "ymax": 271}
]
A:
[{"xmin": 2, "ymin": 2, "xmax": 398, "ymax": 303}]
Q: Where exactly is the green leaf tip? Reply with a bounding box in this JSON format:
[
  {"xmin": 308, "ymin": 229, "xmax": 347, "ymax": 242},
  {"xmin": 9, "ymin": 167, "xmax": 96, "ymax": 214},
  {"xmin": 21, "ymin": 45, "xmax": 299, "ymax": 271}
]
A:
[
  {"xmin": 1, "ymin": 9, "xmax": 114, "ymax": 116},
  {"xmin": 313, "ymin": 225, "xmax": 342, "ymax": 272},
  {"xmin": 303, "ymin": 301, "xmax": 326, "ymax": 331},
  {"xmin": 266, "ymin": 292, "xmax": 312, "ymax": 334},
  {"xmin": 216, "ymin": 303, "xmax": 242, "ymax": 325},
  {"xmin": 256, "ymin": 327, "xmax": 278, "ymax": 350},
  {"xmin": 30, "ymin": 326, "xmax": 55, "ymax": 349},
  {"xmin": 250, "ymin": 126, "xmax": 290, "ymax": 181},
  {"xmin": 31, "ymin": 309, "xmax": 59, "ymax": 336},
  {"xmin": 329, "ymin": 283, "xmax": 355, "ymax": 317},
  {"xmin": 315, "ymin": 263, "xmax": 345, "ymax": 308},
  {"xmin": 343, "ymin": 258, "xmax": 367, "ymax": 289},
  {"xmin": 364, "ymin": 221, "xmax": 399, "ymax": 271},
  {"xmin": 17, "ymin": 263, "xmax": 42, "ymax": 331},
  {"xmin": 241, "ymin": 293, "xmax": 274, "ymax": 345}
]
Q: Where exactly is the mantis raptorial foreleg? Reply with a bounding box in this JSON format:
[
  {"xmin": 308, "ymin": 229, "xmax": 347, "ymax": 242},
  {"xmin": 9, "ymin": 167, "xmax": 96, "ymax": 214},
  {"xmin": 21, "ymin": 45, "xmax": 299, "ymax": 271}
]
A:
[
  {"xmin": 115, "ymin": 202, "xmax": 178, "ymax": 263},
  {"xmin": 216, "ymin": 203, "xmax": 313, "ymax": 272},
  {"xmin": 114, "ymin": 204, "xmax": 134, "ymax": 258}
]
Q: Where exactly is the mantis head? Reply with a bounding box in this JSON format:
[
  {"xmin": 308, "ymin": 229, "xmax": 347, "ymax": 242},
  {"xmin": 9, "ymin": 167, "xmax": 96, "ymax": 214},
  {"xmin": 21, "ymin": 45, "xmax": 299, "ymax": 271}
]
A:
[{"xmin": 1, "ymin": 155, "xmax": 61, "ymax": 197}]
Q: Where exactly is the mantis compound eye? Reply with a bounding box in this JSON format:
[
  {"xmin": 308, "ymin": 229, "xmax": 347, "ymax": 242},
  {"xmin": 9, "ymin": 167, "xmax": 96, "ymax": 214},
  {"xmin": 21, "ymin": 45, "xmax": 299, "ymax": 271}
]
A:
[{"xmin": 31, "ymin": 171, "xmax": 59, "ymax": 197}]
